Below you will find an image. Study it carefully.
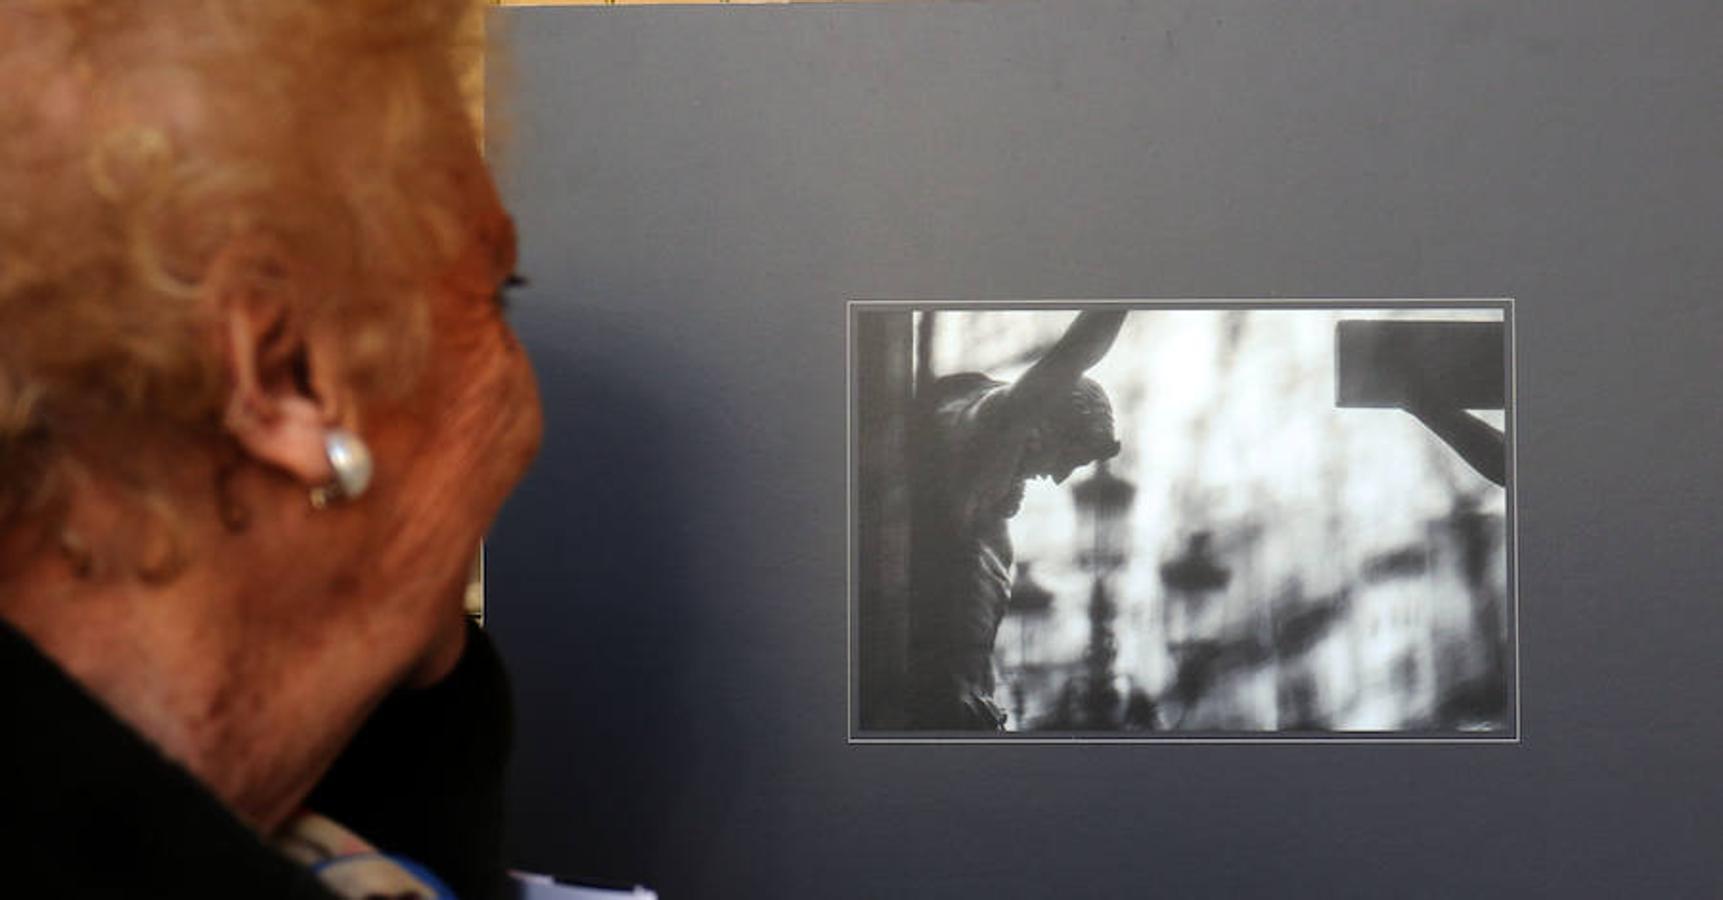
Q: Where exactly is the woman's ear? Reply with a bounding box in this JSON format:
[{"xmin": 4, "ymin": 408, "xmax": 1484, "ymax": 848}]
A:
[{"xmin": 209, "ymin": 239, "xmax": 343, "ymax": 488}]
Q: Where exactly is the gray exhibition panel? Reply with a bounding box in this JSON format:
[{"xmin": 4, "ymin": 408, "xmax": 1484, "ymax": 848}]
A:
[{"xmin": 484, "ymin": 2, "xmax": 1721, "ymax": 896}]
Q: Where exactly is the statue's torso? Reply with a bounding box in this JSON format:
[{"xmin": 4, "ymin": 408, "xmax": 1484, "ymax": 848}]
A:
[{"xmin": 910, "ymin": 378, "xmax": 1024, "ymax": 718}]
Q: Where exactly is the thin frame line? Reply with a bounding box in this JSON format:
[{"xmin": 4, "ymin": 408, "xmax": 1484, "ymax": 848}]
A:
[{"xmin": 846, "ymin": 297, "xmax": 1520, "ymax": 746}]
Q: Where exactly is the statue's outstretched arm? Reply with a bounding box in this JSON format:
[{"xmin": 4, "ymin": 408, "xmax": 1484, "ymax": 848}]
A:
[{"xmin": 1003, "ymin": 309, "xmax": 1128, "ymax": 418}]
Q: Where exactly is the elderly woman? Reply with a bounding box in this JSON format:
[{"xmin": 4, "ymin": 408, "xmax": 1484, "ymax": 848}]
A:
[{"xmin": 0, "ymin": 1, "xmax": 540, "ymax": 897}]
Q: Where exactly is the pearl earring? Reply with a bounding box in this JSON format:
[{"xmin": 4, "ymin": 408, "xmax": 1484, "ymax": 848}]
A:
[{"xmin": 308, "ymin": 427, "xmax": 374, "ymax": 509}]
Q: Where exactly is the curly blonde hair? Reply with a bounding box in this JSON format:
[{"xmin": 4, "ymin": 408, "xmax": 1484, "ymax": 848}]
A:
[{"xmin": 0, "ymin": 0, "xmax": 487, "ymax": 560}]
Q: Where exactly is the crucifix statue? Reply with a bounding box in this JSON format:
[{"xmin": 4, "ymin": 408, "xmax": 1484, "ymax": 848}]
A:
[{"xmin": 907, "ymin": 310, "xmax": 1128, "ymax": 730}]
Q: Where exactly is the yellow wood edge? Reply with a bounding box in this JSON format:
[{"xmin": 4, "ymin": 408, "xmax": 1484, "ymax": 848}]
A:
[{"xmin": 496, "ymin": 1, "xmax": 870, "ymax": 6}]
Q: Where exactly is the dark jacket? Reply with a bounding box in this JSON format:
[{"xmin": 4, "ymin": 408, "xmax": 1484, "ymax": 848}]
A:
[{"xmin": 0, "ymin": 618, "xmax": 512, "ymax": 900}]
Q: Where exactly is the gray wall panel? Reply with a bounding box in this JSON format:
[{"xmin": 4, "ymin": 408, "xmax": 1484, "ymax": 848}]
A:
[{"xmin": 485, "ymin": 2, "xmax": 1722, "ymax": 895}]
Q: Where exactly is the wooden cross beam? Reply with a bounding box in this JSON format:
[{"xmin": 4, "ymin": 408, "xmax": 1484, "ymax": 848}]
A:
[{"xmin": 1336, "ymin": 320, "xmax": 1507, "ymax": 486}]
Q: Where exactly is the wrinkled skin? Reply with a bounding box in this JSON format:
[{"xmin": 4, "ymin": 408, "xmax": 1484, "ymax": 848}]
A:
[{"xmin": 0, "ymin": 113, "xmax": 542, "ymax": 831}]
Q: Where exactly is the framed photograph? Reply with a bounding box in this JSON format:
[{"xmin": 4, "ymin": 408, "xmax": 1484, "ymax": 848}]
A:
[{"xmin": 850, "ymin": 301, "xmax": 1516, "ymax": 741}]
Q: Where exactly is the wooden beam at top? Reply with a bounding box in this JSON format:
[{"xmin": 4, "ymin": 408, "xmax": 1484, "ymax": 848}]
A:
[{"xmin": 495, "ymin": 1, "xmax": 891, "ymax": 6}]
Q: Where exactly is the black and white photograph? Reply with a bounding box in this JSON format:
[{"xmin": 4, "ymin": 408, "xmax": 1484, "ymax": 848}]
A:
[{"xmin": 852, "ymin": 302, "xmax": 1516, "ymax": 739}]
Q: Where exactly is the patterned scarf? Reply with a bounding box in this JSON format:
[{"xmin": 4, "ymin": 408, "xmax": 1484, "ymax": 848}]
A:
[{"xmin": 276, "ymin": 811, "xmax": 460, "ymax": 900}]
